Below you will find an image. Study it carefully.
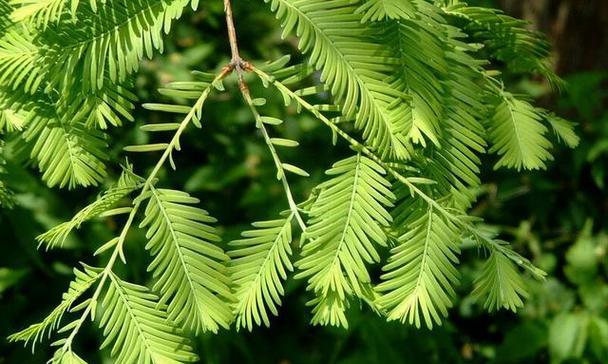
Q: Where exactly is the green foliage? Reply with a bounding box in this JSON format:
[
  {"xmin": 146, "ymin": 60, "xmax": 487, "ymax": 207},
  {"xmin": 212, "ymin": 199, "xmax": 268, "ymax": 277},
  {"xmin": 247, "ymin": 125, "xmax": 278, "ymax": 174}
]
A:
[
  {"xmin": 297, "ymin": 154, "xmax": 394, "ymax": 327},
  {"xmin": 0, "ymin": 0, "xmax": 586, "ymax": 362},
  {"xmin": 471, "ymin": 249, "xmax": 528, "ymax": 312},
  {"xmin": 37, "ymin": 163, "xmax": 142, "ymax": 249},
  {"xmin": 8, "ymin": 264, "xmax": 101, "ymax": 349},
  {"xmin": 98, "ymin": 272, "xmax": 198, "ymax": 363},
  {"xmin": 488, "ymin": 92, "xmax": 553, "ymax": 170},
  {"xmin": 376, "ymin": 200, "xmax": 461, "ymax": 329},
  {"xmin": 229, "ymin": 214, "xmax": 294, "ymax": 331},
  {"xmin": 141, "ymin": 187, "xmax": 233, "ymax": 334}
]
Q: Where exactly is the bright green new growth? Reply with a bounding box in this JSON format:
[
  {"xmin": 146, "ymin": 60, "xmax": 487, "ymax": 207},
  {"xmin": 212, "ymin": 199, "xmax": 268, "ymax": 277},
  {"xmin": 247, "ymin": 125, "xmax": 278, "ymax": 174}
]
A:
[{"xmin": 1, "ymin": 0, "xmax": 578, "ymax": 362}]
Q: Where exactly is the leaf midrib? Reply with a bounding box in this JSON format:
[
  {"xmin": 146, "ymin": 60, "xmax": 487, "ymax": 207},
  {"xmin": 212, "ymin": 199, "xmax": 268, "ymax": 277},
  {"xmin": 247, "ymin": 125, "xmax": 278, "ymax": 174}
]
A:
[{"xmin": 149, "ymin": 187, "xmax": 202, "ymax": 322}]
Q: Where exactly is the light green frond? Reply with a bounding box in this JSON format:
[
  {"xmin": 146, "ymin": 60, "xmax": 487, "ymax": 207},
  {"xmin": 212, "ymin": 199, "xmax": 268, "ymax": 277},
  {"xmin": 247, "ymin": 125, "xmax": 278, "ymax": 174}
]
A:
[
  {"xmin": 8, "ymin": 264, "xmax": 101, "ymax": 350},
  {"xmin": 384, "ymin": 15, "xmax": 447, "ymax": 148},
  {"xmin": 37, "ymin": 165, "xmax": 143, "ymax": 249},
  {"xmin": 44, "ymin": 0, "xmax": 198, "ymax": 91},
  {"xmin": 23, "ymin": 113, "xmax": 108, "ymax": 188},
  {"xmin": 418, "ymin": 25, "xmax": 487, "ymax": 199},
  {"xmin": 296, "ymin": 153, "xmax": 394, "ymax": 326},
  {"xmin": 376, "ymin": 201, "xmax": 461, "ymax": 329},
  {"xmin": 488, "ymin": 92, "xmax": 553, "ymax": 170},
  {"xmin": 546, "ymin": 113, "xmax": 580, "ymax": 148},
  {"xmin": 60, "ymin": 82, "xmax": 137, "ymax": 129},
  {"xmin": 9, "ymin": 0, "xmax": 92, "ymax": 27},
  {"xmin": 265, "ymin": 0, "xmax": 412, "ymax": 159},
  {"xmin": 140, "ymin": 187, "xmax": 233, "ymax": 334},
  {"xmin": 51, "ymin": 350, "xmax": 88, "ymax": 364},
  {"xmin": 0, "ymin": 29, "xmax": 45, "ymax": 93},
  {"xmin": 1, "ymin": 1, "xmax": 199, "ymax": 93},
  {"xmin": 229, "ymin": 214, "xmax": 294, "ymax": 331},
  {"xmin": 471, "ymin": 249, "xmax": 529, "ymax": 312},
  {"xmin": 99, "ymin": 273, "xmax": 198, "ymax": 364},
  {"xmin": 308, "ymin": 291, "xmax": 350, "ymax": 329},
  {"xmin": 0, "ymin": 108, "xmax": 26, "ymax": 131},
  {"xmin": 356, "ymin": 0, "xmax": 416, "ymax": 22}
]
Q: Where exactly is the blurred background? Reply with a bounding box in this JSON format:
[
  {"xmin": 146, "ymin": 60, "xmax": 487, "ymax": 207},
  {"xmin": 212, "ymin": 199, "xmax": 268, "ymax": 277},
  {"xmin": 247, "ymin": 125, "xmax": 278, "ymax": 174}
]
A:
[{"xmin": 1, "ymin": 0, "xmax": 607, "ymax": 363}]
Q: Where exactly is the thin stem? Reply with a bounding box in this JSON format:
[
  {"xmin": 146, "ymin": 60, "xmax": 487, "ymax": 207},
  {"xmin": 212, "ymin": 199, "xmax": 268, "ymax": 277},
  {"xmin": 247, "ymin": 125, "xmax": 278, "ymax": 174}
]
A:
[
  {"xmin": 58, "ymin": 71, "xmax": 229, "ymax": 357},
  {"xmin": 223, "ymin": 0, "xmax": 250, "ymax": 88},
  {"xmin": 241, "ymin": 89, "xmax": 307, "ymax": 231},
  {"xmin": 222, "ymin": 1, "xmax": 306, "ymax": 231},
  {"xmin": 223, "ymin": 0, "xmax": 241, "ymax": 64}
]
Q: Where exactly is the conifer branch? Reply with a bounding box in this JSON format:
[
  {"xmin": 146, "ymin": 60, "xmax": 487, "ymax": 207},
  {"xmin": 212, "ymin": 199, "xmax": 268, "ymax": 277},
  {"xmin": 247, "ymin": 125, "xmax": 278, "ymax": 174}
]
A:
[
  {"xmin": 252, "ymin": 66, "xmax": 544, "ymax": 279},
  {"xmin": 53, "ymin": 69, "xmax": 230, "ymax": 357}
]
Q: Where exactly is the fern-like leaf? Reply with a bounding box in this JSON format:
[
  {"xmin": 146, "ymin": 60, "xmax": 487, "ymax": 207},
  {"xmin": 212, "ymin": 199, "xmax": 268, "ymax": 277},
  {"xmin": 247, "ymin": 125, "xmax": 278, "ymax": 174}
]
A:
[
  {"xmin": 229, "ymin": 214, "xmax": 294, "ymax": 331},
  {"xmin": 443, "ymin": 3, "xmax": 560, "ymax": 87},
  {"xmin": 546, "ymin": 113, "xmax": 580, "ymax": 148},
  {"xmin": 356, "ymin": 0, "xmax": 416, "ymax": 22},
  {"xmin": 376, "ymin": 201, "xmax": 461, "ymax": 329},
  {"xmin": 23, "ymin": 114, "xmax": 108, "ymax": 188},
  {"xmin": 0, "ymin": 29, "xmax": 44, "ymax": 93},
  {"xmin": 296, "ymin": 153, "xmax": 394, "ymax": 326},
  {"xmin": 99, "ymin": 272, "xmax": 198, "ymax": 363},
  {"xmin": 265, "ymin": 0, "xmax": 412, "ymax": 158},
  {"xmin": 140, "ymin": 187, "xmax": 233, "ymax": 334},
  {"xmin": 488, "ymin": 92, "xmax": 553, "ymax": 170},
  {"xmin": 8, "ymin": 264, "xmax": 101, "ymax": 349},
  {"xmin": 36, "ymin": 164, "xmax": 142, "ymax": 249},
  {"xmin": 471, "ymin": 249, "xmax": 529, "ymax": 312},
  {"xmin": 45, "ymin": 0, "xmax": 198, "ymax": 91}
]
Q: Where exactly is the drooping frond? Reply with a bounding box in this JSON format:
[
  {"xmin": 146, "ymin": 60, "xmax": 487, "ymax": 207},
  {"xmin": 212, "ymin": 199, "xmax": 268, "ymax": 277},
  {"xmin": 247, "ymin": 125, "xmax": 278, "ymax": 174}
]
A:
[
  {"xmin": 36, "ymin": 164, "xmax": 143, "ymax": 249},
  {"xmin": 356, "ymin": 0, "xmax": 416, "ymax": 22},
  {"xmin": 1, "ymin": 0, "xmax": 199, "ymax": 93},
  {"xmin": 42, "ymin": 0, "xmax": 199, "ymax": 91},
  {"xmin": 442, "ymin": 3, "xmax": 560, "ymax": 87},
  {"xmin": 23, "ymin": 111, "xmax": 109, "ymax": 188},
  {"xmin": 488, "ymin": 92, "xmax": 553, "ymax": 170},
  {"xmin": 10, "ymin": 0, "xmax": 96, "ymax": 27},
  {"xmin": 264, "ymin": 0, "xmax": 412, "ymax": 159},
  {"xmin": 229, "ymin": 214, "xmax": 294, "ymax": 331},
  {"xmin": 99, "ymin": 273, "xmax": 198, "ymax": 363},
  {"xmin": 296, "ymin": 153, "xmax": 394, "ymax": 327},
  {"xmin": 376, "ymin": 199, "xmax": 461, "ymax": 329},
  {"xmin": 60, "ymin": 81, "xmax": 137, "ymax": 129},
  {"xmin": 8, "ymin": 264, "xmax": 101, "ymax": 349},
  {"xmin": 0, "ymin": 29, "xmax": 44, "ymax": 93},
  {"xmin": 415, "ymin": 24, "xmax": 487, "ymax": 200},
  {"xmin": 50, "ymin": 349, "xmax": 88, "ymax": 364},
  {"xmin": 471, "ymin": 249, "xmax": 528, "ymax": 312},
  {"xmin": 381, "ymin": 3, "xmax": 448, "ymax": 148},
  {"xmin": 307, "ymin": 291, "xmax": 350, "ymax": 329},
  {"xmin": 546, "ymin": 113, "xmax": 580, "ymax": 149},
  {"xmin": 140, "ymin": 187, "xmax": 233, "ymax": 334}
]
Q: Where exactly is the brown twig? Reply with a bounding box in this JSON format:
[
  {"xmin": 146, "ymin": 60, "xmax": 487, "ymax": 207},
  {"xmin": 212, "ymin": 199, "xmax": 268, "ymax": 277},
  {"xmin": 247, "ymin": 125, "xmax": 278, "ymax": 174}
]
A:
[
  {"xmin": 223, "ymin": 0, "xmax": 251, "ymax": 89},
  {"xmin": 222, "ymin": 0, "xmax": 306, "ymax": 231}
]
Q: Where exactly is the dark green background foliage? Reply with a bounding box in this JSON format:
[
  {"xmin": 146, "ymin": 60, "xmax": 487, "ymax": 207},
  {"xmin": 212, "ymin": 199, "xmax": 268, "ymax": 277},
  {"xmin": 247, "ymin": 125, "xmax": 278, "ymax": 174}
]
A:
[{"xmin": 1, "ymin": 0, "xmax": 606, "ymax": 363}]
